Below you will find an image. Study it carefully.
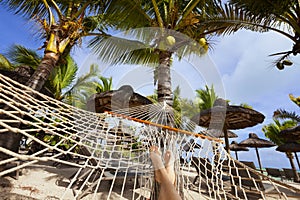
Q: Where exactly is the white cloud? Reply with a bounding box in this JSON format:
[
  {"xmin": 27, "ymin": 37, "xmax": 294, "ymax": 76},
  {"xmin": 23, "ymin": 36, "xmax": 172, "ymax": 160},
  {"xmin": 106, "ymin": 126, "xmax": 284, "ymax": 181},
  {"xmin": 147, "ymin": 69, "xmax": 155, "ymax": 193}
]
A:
[
  {"xmin": 72, "ymin": 29, "xmax": 300, "ymax": 169},
  {"xmin": 210, "ymin": 30, "xmax": 300, "ymax": 119}
]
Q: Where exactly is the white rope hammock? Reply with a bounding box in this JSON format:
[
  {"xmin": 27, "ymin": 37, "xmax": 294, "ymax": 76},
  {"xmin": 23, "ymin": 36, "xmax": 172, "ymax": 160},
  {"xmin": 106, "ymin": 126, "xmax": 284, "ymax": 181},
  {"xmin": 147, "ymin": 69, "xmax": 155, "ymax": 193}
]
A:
[{"xmin": 0, "ymin": 73, "xmax": 299, "ymax": 200}]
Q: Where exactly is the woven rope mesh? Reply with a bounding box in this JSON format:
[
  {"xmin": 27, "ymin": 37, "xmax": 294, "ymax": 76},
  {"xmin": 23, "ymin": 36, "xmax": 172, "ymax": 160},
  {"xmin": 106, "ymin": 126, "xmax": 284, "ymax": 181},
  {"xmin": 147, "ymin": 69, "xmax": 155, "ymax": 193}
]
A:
[{"xmin": 0, "ymin": 73, "xmax": 300, "ymax": 199}]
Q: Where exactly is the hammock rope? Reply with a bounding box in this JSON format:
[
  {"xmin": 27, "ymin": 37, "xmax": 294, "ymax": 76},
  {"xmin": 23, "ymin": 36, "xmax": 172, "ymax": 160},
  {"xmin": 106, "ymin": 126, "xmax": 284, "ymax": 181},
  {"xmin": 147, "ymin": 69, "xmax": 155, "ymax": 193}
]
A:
[{"xmin": 0, "ymin": 73, "xmax": 299, "ymax": 199}]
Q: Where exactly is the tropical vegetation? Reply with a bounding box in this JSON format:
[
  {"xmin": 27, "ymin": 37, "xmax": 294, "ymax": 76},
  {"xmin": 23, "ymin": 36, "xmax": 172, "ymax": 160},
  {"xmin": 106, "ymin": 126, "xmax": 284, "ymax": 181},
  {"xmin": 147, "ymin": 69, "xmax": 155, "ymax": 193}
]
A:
[
  {"xmin": 203, "ymin": 0, "xmax": 300, "ymax": 69},
  {"xmin": 0, "ymin": 0, "xmax": 110, "ymax": 92},
  {"xmin": 93, "ymin": 0, "xmax": 223, "ymax": 106},
  {"xmin": 263, "ymin": 119, "xmax": 299, "ymax": 181},
  {"xmin": 0, "ymin": 45, "xmax": 113, "ymax": 108},
  {"xmin": 196, "ymin": 84, "xmax": 218, "ymax": 111}
]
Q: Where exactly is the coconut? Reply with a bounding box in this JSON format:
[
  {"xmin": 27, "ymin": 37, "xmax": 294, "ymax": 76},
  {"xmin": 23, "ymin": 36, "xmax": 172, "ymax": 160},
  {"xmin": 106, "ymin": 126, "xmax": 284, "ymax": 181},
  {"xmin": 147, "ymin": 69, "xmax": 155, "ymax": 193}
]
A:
[
  {"xmin": 276, "ymin": 62, "xmax": 284, "ymax": 70},
  {"xmin": 166, "ymin": 36, "xmax": 176, "ymax": 46},
  {"xmin": 282, "ymin": 60, "xmax": 293, "ymax": 66},
  {"xmin": 199, "ymin": 38, "xmax": 207, "ymax": 46}
]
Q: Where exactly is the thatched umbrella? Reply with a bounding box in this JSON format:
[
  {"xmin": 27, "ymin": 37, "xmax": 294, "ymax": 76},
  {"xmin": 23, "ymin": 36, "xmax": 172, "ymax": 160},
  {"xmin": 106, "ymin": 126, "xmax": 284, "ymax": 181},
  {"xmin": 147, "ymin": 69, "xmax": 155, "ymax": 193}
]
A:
[
  {"xmin": 86, "ymin": 85, "xmax": 152, "ymax": 117},
  {"xmin": 203, "ymin": 129, "xmax": 238, "ymax": 139},
  {"xmin": 191, "ymin": 98, "xmax": 265, "ymax": 153},
  {"xmin": 279, "ymin": 126, "xmax": 300, "ymax": 169},
  {"xmin": 239, "ymin": 133, "xmax": 275, "ymax": 173},
  {"xmin": 276, "ymin": 142, "xmax": 300, "ymax": 182},
  {"xmin": 279, "ymin": 125, "xmax": 300, "ymax": 140},
  {"xmin": 229, "ymin": 141, "xmax": 249, "ymax": 160}
]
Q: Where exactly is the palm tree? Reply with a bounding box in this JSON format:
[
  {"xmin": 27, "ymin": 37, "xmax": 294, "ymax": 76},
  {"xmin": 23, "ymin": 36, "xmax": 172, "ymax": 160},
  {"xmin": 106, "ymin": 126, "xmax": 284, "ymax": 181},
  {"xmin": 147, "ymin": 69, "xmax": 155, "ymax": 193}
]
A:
[
  {"xmin": 262, "ymin": 119, "xmax": 299, "ymax": 181},
  {"xmin": 64, "ymin": 66, "xmax": 113, "ymax": 109},
  {"xmin": 0, "ymin": 0, "xmax": 109, "ymax": 92},
  {"xmin": 91, "ymin": 0, "xmax": 221, "ymax": 106},
  {"xmin": 202, "ymin": 0, "xmax": 300, "ymax": 69},
  {"xmin": 1, "ymin": 45, "xmax": 100, "ymax": 104},
  {"xmin": 196, "ymin": 84, "xmax": 218, "ymax": 110},
  {"xmin": 273, "ymin": 93, "xmax": 300, "ymax": 123}
]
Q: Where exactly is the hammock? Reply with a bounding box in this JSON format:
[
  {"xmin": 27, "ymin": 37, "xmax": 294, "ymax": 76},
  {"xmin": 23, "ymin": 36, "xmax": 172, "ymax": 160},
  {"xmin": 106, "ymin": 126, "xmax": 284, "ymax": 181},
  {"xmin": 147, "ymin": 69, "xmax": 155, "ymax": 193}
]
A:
[{"xmin": 0, "ymin": 73, "xmax": 299, "ymax": 200}]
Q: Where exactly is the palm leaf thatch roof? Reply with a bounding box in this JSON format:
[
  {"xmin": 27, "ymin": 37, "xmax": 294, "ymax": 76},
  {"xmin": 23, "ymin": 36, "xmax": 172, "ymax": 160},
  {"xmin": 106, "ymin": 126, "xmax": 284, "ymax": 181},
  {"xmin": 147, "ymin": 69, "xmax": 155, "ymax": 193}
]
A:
[
  {"xmin": 229, "ymin": 141, "xmax": 249, "ymax": 151},
  {"xmin": 191, "ymin": 98, "xmax": 265, "ymax": 130},
  {"xmin": 86, "ymin": 85, "xmax": 152, "ymax": 115},
  {"xmin": 239, "ymin": 133, "xmax": 275, "ymax": 148},
  {"xmin": 279, "ymin": 125, "xmax": 300, "ymax": 140},
  {"xmin": 276, "ymin": 142, "xmax": 300, "ymax": 153}
]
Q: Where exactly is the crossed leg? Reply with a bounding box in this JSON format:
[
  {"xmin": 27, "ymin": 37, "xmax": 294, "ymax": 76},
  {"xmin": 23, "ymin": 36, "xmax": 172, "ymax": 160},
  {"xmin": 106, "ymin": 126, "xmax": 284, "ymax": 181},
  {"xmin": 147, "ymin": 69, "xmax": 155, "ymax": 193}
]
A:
[{"xmin": 149, "ymin": 146, "xmax": 181, "ymax": 200}]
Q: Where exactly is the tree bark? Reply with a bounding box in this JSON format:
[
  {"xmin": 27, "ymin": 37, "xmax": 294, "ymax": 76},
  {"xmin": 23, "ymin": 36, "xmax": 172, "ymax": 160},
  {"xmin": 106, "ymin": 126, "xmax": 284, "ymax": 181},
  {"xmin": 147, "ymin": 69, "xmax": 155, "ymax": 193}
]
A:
[
  {"xmin": 26, "ymin": 52, "xmax": 59, "ymax": 91},
  {"xmin": 157, "ymin": 51, "xmax": 173, "ymax": 106},
  {"xmin": 0, "ymin": 52, "xmax": 59, "ymax": 161}
]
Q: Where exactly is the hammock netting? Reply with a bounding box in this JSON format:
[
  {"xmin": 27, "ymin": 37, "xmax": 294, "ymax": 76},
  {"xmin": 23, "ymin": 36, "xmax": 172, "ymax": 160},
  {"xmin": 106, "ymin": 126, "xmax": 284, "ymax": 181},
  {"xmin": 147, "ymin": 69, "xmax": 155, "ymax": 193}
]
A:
[{"xmin": 0, "ymin": 73, "xmax": 300, "ymax": 200}]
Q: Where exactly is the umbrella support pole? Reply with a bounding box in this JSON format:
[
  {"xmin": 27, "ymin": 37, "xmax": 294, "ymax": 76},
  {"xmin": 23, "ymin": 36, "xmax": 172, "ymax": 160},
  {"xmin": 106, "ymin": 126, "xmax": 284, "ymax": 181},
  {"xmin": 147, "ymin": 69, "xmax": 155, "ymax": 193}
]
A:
[
  {"xmin": 287, "ymin": 153, "xmax": 300, "ymax": 182},
  {"xmin": 255, "ymin": 147, "xmax": 264, "ymax": 174},
  {"xmin": 223, "ymin": 127, "xmax": 230, "ymax": 153},
  {"xmin": 294, "ymin": 152, "xmax": 300, "ymax": 170}
]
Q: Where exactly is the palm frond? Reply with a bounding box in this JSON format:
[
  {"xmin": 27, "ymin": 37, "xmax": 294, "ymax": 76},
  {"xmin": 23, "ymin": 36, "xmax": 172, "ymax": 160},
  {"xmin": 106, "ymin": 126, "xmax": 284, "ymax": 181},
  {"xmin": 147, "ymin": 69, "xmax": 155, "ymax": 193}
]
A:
[
  {"xmin": 95, "ymin": 76, "xmax": 113, "ymax": 93},
  {"xmin": 57, "ymin": 56, "xmax": 78, "ymax": 90},
  {"xmin": 104, "ymin": 0, "xmax": 152, "ymax": 29},
  {"xmin": 0, "ymin": 54, "xmax": 13, "ymax": 70},
  {"xmin": 0, "ymin": 0, "xmax": 49, "ymax": 19},
  {"xmin": 196, "ymin": 84, "xmax": 218, "ymax": 110},
  {"xmin": 62, "ymin": 64, "xmax": 99, "ymax": 98},
  {"xmin": 201, "ymin": 3, "xmax": 295, "ymax": 41},
  {"xmin": 229, "ymin": 0, "xmax": 300, "ymax": 36},
  {"xmin": 230, "ymin": 0, "xmax": 294, "ymax": 19},
  {"xmin": 289, "ymin": 94, "xmax": 300, "ymax": 107},
  {"xmin": 6, "ymin": 45, "xmax": 41, "ymax": 69},
  {"xmin": 89, "ymin": 35, "xmax": 160, "ymax": 67},
  {"xmin": 263, "ymin": 118, "xmax": 297, "ymax": 145},
  {"xmin": 273, "ymin": 108, "xmax": 300, "ymax": 122}
]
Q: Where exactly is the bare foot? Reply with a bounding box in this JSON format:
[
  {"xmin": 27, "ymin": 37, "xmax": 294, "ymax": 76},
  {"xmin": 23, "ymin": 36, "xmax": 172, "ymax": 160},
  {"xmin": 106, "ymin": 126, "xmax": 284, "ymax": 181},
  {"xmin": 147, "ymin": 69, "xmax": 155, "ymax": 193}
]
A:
[
  {"xmin": 164, "ymin": 150, "xmax": 176, "ymax": 185},
  {"xmin": 150, "ymin": 146, "xmax": 176, "ymax": 184}
]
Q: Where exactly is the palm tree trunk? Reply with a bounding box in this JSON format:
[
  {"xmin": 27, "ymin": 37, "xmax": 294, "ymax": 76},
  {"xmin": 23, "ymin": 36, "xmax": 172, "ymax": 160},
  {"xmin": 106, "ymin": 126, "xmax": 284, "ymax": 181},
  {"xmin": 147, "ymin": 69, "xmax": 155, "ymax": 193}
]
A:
[
  {"xmin": 26, "ymin": 52, "xmax": 59, "ymax": 91},
  {"xmin": 157, "ymin": 51, "xmax": 173, "ymax": 106},
  {"xmin": 0, "ymin": 52, "xmax": 59, "ymax": 161}
]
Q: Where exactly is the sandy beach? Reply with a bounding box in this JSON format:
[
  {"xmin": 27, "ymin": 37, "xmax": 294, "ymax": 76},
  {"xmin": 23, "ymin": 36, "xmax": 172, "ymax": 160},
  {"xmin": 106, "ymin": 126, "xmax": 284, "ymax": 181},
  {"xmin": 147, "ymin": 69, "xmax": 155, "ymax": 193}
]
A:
[{"xmin": 1, "ymin": 161, "xmax": 300, "ymax": 200}]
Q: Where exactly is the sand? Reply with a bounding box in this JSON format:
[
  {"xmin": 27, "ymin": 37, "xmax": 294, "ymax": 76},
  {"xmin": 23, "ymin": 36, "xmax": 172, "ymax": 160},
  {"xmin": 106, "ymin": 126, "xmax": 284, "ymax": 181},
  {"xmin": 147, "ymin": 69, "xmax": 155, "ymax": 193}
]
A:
[{"xmin": 1, "ymin": 161, "xmax": 300, "ymax": 200}]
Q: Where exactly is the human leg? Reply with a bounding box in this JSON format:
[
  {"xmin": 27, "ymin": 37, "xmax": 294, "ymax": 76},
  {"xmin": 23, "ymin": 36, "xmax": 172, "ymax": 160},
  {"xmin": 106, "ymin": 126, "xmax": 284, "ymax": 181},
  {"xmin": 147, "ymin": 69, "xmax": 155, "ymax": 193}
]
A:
[{"xmin": 149, "ymin": 146, "xmax": 181, "ymax": 200}]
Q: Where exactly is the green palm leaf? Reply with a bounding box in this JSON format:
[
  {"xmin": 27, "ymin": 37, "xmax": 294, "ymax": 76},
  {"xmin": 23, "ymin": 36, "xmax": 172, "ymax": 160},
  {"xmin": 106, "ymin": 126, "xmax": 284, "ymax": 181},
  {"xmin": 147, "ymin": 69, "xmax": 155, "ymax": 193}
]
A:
[
  {"xmin": 273, "ymin": 108, "xmax": 300, "ymax": 122},
  {"xmin": 0, "ymin": 54, "xmax": 13, "ymax": 70},
  {"xmin": 89, "ymin": 35, "xmax": 160, "ymax": 67},
  {"xmin": 104, "ymin": 0, "xmax": 152, "ymax": 29},
  {"xmin": 196, "ymin": 84, "xmax": 218, "ymax": 110},
  {"xmin": 0, "ymin": 0, "xmax": 49, "ymax": 19},
  {"xmin": 6, "ymin": 45, "xmax": 41, "ymax": 69},
  {"xmin": 50, "ymin": 55, "xmax": 78, "ymax": 99},
  {"xmin": 201, "ymin": 2, "xmax": 295, "ymax": 41}
]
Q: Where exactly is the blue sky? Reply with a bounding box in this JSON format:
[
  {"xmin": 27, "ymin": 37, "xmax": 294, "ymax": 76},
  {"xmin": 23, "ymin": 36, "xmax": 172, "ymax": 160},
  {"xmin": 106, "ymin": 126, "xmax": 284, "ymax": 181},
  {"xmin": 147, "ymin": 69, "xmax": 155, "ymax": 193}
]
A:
[{"xmin": 1, "ymin": 6, "xmax": 300, "ymax": 169}]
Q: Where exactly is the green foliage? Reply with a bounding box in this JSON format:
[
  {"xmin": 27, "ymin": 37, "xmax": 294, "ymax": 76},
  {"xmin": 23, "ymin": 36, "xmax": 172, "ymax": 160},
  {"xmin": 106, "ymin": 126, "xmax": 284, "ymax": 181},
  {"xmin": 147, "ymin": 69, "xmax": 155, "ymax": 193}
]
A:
[
  {"xmin": 49, "ymin": 55, "xmax": 78, "ymax": 99},
  {"xmin": 240, "ymin": 103, "xmax": 253, "ymax": 109},
  {"xmin": 289, "ymin": 94, "xmax": 300, "ymax": 108},
  {"xmin": 0, "ymin": 54, "xmax": 13, "ymax": 70},
  {"xmin": 6, "ymin": 45, "xmax": 41, "ymax": 69},
  {"xmin": 262, "ymin": 119, "xmax": 297, "ymax": 146},
  {"xmin": 230, "ymin": 0, "xmax": 294, "ymax": 20},
  {"xmin": 273, "ymin": 108, "xmax": 300, "ymax": 123},
  {"xmin": 95, "ymin": 76, "xmax": 113, "ymax": 93},
  {"xmin": 196, "ymin": 84, "xmax": 218, "ymax": 110},
  {"xmin": 180, "ymin": 98, "xmax": 199, "ymax": 119}
]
